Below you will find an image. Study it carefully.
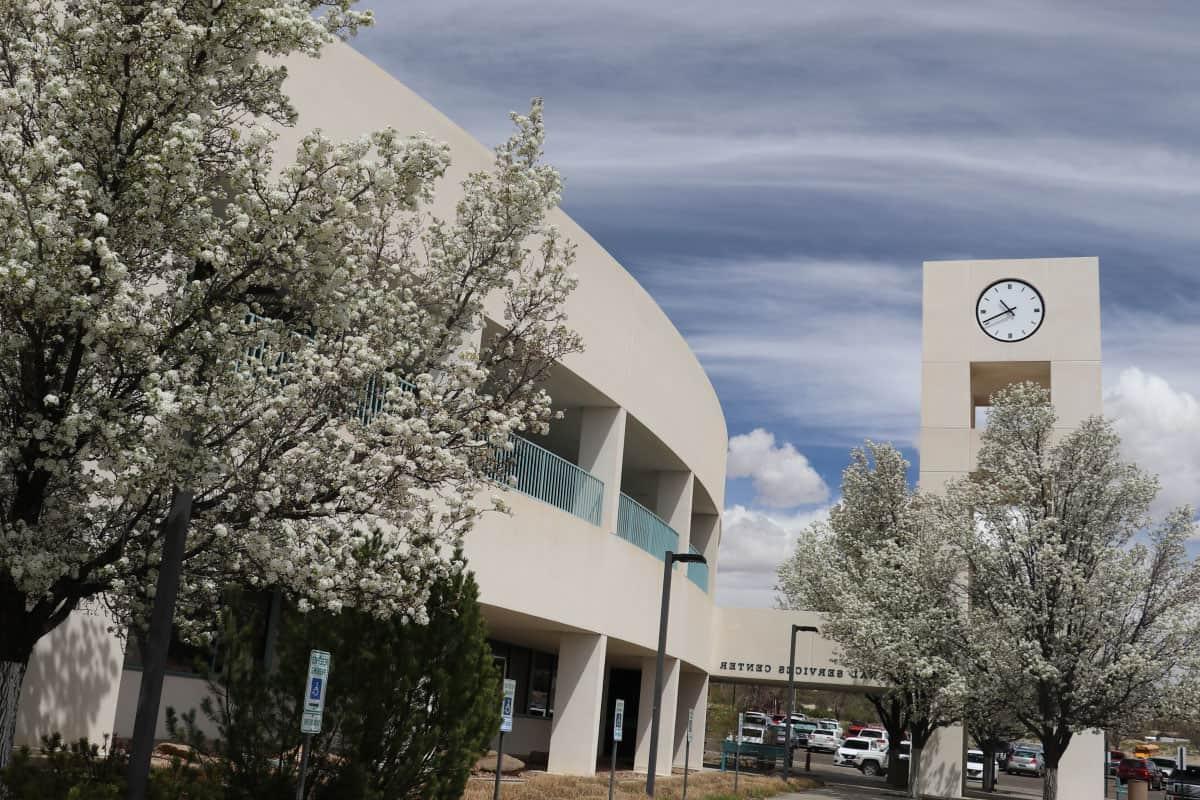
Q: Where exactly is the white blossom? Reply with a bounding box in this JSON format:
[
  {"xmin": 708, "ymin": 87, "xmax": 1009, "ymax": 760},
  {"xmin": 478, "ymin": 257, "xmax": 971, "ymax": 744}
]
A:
[{"xmin": 0, "ymin": 0, "xmax": 580, "ymax": 766}]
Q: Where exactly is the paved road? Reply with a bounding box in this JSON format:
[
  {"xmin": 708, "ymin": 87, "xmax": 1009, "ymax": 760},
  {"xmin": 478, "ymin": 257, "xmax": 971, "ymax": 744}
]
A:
[{"xmin": 723, "ymin": 751, "xmax": 1164, "ymax": 800}]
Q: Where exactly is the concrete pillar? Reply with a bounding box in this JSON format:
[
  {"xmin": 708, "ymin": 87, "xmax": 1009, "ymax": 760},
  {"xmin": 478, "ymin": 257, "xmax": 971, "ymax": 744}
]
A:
[
  {"xmin": 922, "ymin": 723, "xmax": 965, "ymax": 799},
  {"xmin": 655, "ymin": 470, "xmax": 693, "ymax": 551},
  {"xmin": 1057, "ymin": 729, "xmax": 1105, "ymax": 800},
  {"xmin": 690, "ymin": 513, "xmax": 719, "ymax": 595},
  {"xmin": 672, "ymin": 672, "xmax": 708, "ymax": 770},
  {"xmin": 16, "ymin": 598, "xmax": 125, "ymax": 748},
  {"xmin": 634, "ymin": 656, "xmax": 680, "ymax": 776},
  {"xmin": 578, "ymin": 407, "xmax": 626, "ymax": 532},
  {"xmin": 547, "ymin": 633, "xmax": 608, "ymax": 775}
]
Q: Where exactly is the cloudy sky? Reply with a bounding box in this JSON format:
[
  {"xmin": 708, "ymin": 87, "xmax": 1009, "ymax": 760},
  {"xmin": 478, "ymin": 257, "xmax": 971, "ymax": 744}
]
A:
[{"xmin": 350, "ymin": 1, "xmax": 1200, "ymax": 606}]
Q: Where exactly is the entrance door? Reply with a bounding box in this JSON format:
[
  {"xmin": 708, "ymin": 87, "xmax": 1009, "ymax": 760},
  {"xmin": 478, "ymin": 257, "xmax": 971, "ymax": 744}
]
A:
[{"xmin": 602, "ymin": 668, "xmax": 641, "ymax": 761}]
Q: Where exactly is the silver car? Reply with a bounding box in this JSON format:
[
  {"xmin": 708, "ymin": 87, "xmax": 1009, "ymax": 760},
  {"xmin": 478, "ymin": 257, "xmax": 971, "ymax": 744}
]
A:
[{"xmin": 1007, "ymin": 748, "xmax": 1044, "ymax": 777}]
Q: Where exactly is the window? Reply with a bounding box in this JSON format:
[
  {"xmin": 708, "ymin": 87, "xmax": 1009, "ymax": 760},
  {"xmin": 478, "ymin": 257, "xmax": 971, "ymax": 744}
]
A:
[
  {"xmin": 845, "ymin": 740, "xmax": 869, "ymax": 750},
  {"xmin": 527, "ymin": 651, "xmax": 556, "ymax": 717},
  {"xmin": 488, "ymin": 639, "xmax": 557, "ymax": 718}
]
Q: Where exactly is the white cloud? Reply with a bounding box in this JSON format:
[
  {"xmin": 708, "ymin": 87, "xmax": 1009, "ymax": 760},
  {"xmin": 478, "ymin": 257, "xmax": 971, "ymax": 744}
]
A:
[
  {"xmin": 715, "ymin": 504, "xmax": 831, "ymax": 608},
  {"xmin": 1105, "ymin": 367, "xmax": 1200, "ymax": 522},
  {"xmin": 728, "ymin": 429, "xmax": 831, "ymax": 508}
]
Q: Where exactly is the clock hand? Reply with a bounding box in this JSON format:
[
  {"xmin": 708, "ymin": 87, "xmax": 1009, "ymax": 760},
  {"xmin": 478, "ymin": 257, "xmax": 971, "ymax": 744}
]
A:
[{"xmin": 981, "ymin": 306, "xmax": 1017, "ymax": 325}]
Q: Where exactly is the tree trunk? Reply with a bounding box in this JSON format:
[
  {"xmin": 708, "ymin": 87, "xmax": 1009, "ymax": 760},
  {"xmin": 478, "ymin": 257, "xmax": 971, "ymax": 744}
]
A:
[
  {"xmin": 124, "ymin": 485, "xmax": 195, "ymax": 800},
  {"xmin": 0, "ymin": 657, "xmax": 30, "ymax": 770},
  {"xmin": 1044, "ymin": 766, "xmax": 1058, "ymax": 800},
  {"xmin": 1040, "ymin": 730, "xmax": 1069, "ymax": 800},
  {"xmin": 910, "ymin": 746, "xmax": 923, "ymax": 800},
  {"xmin": 982, "ymin": 743, "xmax": 996, "ymax": 792}
]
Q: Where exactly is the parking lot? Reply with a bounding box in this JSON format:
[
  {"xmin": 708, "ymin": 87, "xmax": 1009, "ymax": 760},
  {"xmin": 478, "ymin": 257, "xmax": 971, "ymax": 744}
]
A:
[{"xmin": 712, "ymin": 749, "xmax": 1164, "ymax": 800}]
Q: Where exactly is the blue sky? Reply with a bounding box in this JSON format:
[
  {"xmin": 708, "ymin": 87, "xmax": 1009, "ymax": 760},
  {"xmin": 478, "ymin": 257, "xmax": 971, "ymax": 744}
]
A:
[{"xmin": 349, "ymin": 0, "xmax": 1200, "ymax": 604}]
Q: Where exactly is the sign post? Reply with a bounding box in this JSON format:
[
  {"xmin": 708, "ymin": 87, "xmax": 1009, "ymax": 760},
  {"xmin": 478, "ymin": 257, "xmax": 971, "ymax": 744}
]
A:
[
  {"xmin": 296, "ymin": 649, "xmax": 331, "ymax": 800},
  {"xmin": 494, "ymin": 678, "xmax": 515, "ymax": 800},
  {"xmin": 682, "ymin": 708, "xmax": 694, "ymax": 800},
  {"xmin": 609, "ymin": 699, "xmax": 625, "ymax": 800},
  {"xmin": 734, "ymin": 712, "xmax": 743, "ymax": 793}
]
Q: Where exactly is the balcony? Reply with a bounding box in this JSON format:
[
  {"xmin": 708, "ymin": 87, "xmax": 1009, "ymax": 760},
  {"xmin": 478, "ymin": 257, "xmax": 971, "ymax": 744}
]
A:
[
  {"xmin": 686, "ymin": 545, "xmax": 708, "ymax": 594},
  {"xmin": 616, "ymin": 493, "xmax": 679, "ymax": 562},
  {"xmin": 484, "ymin": 434, "xmax": 604, "ymax": 526}
]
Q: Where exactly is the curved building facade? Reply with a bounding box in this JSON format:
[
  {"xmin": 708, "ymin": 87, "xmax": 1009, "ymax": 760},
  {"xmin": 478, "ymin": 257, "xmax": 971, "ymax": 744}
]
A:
[
  {"xmin": 271, "ymin": 43, "xmax": 729, "ymax": 774},
  {"xmin": 15, "ymin": 39, "xmax": 870, "ymax": 779}
]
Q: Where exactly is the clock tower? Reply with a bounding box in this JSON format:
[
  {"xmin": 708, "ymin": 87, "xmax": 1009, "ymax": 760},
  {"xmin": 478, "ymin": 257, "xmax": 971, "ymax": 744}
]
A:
[{"xmin": 918, "ymin": 257, "xmax": 1105, "ymax": 799}]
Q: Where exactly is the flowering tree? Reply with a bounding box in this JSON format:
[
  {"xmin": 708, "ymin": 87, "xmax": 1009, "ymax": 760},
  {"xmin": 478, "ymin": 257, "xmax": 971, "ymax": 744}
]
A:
[
  {"xmin": 0, "ymin": 0, "xmax": 580, "ymax": 774},
  {"xmin": 777, "ymin": 442, "xmax": 968, "ymax": 797},
  {"xmin": 939, "ymin": 383, "xmax": 1200, "ymax": 800}
]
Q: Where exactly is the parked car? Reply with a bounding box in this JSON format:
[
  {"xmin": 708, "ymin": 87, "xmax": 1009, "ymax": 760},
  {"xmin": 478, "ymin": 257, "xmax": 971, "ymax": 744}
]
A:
[
  {"xmin": 834, "ymin": 737, "xmax": 884, "ymax": 769},
  {"xmin": 789, "ymin": 721, "xmax": 819, "ymax": 749},
  {"xmin": 1118, "ymin": 758, "xmax": 1165, "ymax": 790},
  {"xmin": 735, "ymin": 724, "xmax": 766, "ymax": 745},
  {"xmin": 742, "ymin": 711, "xmax": 771, "ymax": 728},
  {"xmin": 1168, "ymin": 765, "xmax": 1200, "ymax": 800},
  {"xmin": 844, "ymin": 739, "xmax": 890, "ymax": 777},
  {"xmin": 1152, "ymin": 757, "xmax": 1178, "ymax": 779},
  {"xmin": 1007, "ymin": 748, "xmax": 1044, "ymax": 777},
  {"xmin": 1109, "ymin": 750, "xmax": 1126, "ymax": 776},
  {"xmin": 807, "ymin": 730, "xmax": 843, "ymax": 753},
  {"xmin": 967, "ymin": 749, "xmax": 986, "ymax": 782},
  {"xmin": 816, "ymin": 719, "xmax": 844, "ymax": 739},
  {"xmin": 857, "ymin": 728, "xmax": 888, "ymax": 744}
]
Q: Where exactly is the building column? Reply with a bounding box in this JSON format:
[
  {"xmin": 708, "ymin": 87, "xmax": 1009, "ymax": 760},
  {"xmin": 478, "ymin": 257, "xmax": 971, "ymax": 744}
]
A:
[
  {"xmin": 655, "ymin": 470, "xmax": 693, "ymax": 551},
  {"xmin": 672, "ymin": 672, "xmax": 708, "ymax": 770},
  {"xmin": 578, "ymin": 407, "xmax": 626, "ymax": 532},
  {"xmin": 634, "ymin": 655, "xmax": 679, "ymax": 776},
  {"xmin": 548, "ymin": 633, "xmax": 608, "ymax": 775},
  {"xmin": 690, "ymin": 513, "xmax": 719, "ymax": 596},
  {"xmin": 1057, "ymin": 729, "xmax": 1104, "ymax": 800},
  {"xmin": 921, "ymin": 723, "xmax": 965, "ymax": 799}
]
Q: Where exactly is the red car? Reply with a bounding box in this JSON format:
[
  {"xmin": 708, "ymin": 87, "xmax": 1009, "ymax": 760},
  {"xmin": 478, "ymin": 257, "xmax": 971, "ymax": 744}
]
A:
[{"xmin": 1117, "ymin": 758, "xmax": 1164, "ymax": 790}]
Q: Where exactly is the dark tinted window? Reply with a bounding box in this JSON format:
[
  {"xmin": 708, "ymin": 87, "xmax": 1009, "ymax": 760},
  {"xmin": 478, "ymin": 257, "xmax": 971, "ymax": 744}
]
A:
[
  {"xmin": 845, "ymin": 740, "xmax": 869, "ymax": 750},
  {"xmin": 1120, "ymin": 758, "xmax": 1143, "ymax": 767}
]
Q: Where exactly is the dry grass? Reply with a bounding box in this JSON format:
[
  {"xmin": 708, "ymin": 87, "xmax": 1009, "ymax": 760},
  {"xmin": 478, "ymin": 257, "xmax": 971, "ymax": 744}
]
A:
[{"xmin": 462, "ymin": 770, "xmax": 819, "ymax": 800}]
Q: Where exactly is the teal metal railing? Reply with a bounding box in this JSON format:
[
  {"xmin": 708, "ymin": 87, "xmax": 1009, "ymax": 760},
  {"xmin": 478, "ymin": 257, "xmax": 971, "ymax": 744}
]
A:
[
  {"xmin": 355, "ymin": 373, "xmax": 418, "ymax": 424},
  {"xmin": 616, "ymin": 493, "xmax": 679, "ymax": 562},
  {"xmin": 686, "ymin": 544, "xmax": 708, "ymax": 593},
  {"xmin": 483, "ymin": 434, "xmax": 604, "ymax": 526},
  {"xmin": 240, "ymin": 317, "xmax": 604, "ymax": 526}
]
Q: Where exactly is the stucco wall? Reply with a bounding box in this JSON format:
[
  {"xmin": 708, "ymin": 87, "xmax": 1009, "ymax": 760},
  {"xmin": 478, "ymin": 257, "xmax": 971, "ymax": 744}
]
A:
[{"xmin": 276, "ymin": 42, "xmax": 728, "ymax": 511}]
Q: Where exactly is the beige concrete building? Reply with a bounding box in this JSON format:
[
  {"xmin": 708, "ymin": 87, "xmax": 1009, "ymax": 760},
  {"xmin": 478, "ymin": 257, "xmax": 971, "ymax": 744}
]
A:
[
  {"xmin": 16, "ymin": 39, "xmax": 812, "ymax": 779},
  {"xmin": 12, "ymin": 40, "xmax": 1106, "ymax": 799}
]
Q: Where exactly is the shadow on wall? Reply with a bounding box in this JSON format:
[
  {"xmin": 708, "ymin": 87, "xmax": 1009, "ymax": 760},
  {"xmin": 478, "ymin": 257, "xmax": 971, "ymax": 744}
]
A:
[
  {"xmin": 921, "ymin": 752, "xmax": 963, "ymax": 800},
  {"xmin": 16, "ymin": 604, "xmax": 125, "ymax": 747}
]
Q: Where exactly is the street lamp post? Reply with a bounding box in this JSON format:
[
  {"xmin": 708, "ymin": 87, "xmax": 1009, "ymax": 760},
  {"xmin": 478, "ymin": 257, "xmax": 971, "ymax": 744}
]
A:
[
  {"xmin": 646, "ymin": 550, "xmax": 707, "ymax": 797},
  {"xmin": 784, "ymin": 624, "xmax": 819, "ymax": 780}
]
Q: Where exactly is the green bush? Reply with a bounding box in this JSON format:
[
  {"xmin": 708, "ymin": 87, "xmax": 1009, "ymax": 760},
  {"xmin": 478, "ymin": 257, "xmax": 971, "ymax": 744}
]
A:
[
  {"xmin": 190, "ymin": 563, "xmax": 500, "ymax": 800},
  {"xmin": 0, "ymin": 732, "xmax": 218, "ymax": 800}
]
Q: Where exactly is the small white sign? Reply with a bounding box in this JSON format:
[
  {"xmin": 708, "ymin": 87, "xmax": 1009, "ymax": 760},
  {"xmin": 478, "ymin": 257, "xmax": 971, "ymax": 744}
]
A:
[
  {"xmin": 500, "ymin": 678, "xmax": 516, "ymax": 733},
  {"xmin": 300, "ymin": 649, "xmax": 331, "ymax": 734},
  {"xmin": 613, "ymin": 699, "xmax": 625, "ymax": 742},
  {"xmin": 687, "ymin": 708, "xmax": 694, "ymax": 743}
]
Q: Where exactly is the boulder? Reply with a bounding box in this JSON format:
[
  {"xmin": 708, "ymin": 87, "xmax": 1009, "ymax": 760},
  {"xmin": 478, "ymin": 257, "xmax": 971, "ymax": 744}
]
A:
[{"xmin": 475, "ymin": 751, "xmax": 525, "ymax": 774}]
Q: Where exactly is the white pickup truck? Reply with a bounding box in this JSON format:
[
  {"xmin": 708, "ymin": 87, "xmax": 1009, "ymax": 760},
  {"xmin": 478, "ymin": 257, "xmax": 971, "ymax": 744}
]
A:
[{"xmin": 807, "ymin": 730, "xmax": 843, "ymax": 753}]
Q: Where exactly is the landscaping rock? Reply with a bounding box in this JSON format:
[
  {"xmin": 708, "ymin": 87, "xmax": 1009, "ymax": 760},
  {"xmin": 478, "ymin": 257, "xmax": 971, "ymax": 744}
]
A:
[{"xmin": 475, "ymin": 751, "xmax": 525, "ymax": 774}]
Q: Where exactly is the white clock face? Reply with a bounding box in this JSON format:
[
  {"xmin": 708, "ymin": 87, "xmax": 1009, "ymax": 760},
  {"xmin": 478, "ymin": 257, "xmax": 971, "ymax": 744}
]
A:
[{"xmin": 976, "ymin": 279, "xmax": 1045, "ymax": 342}]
